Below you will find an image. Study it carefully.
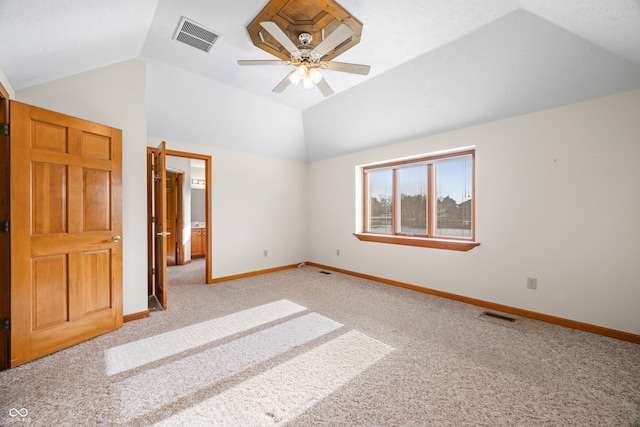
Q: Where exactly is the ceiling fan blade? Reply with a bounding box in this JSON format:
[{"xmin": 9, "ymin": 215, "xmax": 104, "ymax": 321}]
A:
[
  {"xmin": 273, "ymin": 71, "xmax": 294, "ymax": 93},
  {"xmin": 313, "ymin": 24, "xmax": 354, "ymax": 57},
  {"xmin": 316, "ymin": 78, "xmax": 334, "ymax": 97},
  {"xmin": 321, "ymin": 61, "xmax": 370, "ymax": 75},
  {"xmin": 260, "ymin": 21, "xmax": 299, "ymax": 55},
  {"xmin": 238, "ymin": 60, "xmax": 287, "ymax": 66}
]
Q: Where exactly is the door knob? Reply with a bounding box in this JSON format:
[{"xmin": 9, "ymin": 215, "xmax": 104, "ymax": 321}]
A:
[
  {"xmin": 109, "ymin": 235, "xmax": 122, "ymax": 242},
  {"xmin": 157, "ymin": 231, "xmax": 171, "ymax": 237}
]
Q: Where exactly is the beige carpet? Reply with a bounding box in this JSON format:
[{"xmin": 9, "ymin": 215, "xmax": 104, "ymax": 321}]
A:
[{"xmin": 1, "ymin": 259, "xmax": 639, "ymax": 426}]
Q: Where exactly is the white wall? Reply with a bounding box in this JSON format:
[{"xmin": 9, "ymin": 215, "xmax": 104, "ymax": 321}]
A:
[
  {"xmin": 146, "ymin": 59, "xmax": 307, "ymax": 162},
  {"xmin": 308, "ymin": 89, "xmax": 640, "ymax": 335},
  {"xmin": 0, "ymin": 66, "xmax": 15, "ymax": 99},
  {"xmin": 148, "ymin": 138, "xmax": 308, "ymax": 279},
  {"xmin": 17, "ymin": 59, "xmax": 149, "ymax": 316}
]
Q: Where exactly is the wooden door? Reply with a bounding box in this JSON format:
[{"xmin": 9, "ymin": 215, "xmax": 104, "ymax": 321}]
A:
[
  {"xmin": 0, "ymin": 83, "xmax": 9, "ymax": 370},
  {"xmin": 175, "ymin": 172, "xmax": 184, "ymax": 265},
  {"xmin": 166, "ymin": 171, "xmax": 177, "ymax": 266},
  {"xmin": 153, "ymin": 141, "xmax": 167, "ymax": 309},
  {"xmin": 9, "ymin": 101, "xmax": 123, "ymax": 367}
]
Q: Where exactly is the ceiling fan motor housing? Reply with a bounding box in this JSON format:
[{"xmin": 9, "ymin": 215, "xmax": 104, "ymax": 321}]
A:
[
  {"xmin": 293, "ymin": 33, "xmax": 321, "ymax": 67},
  {"xmin": 298, "ymin": 32, "xmax": 313, "ymax": 45},
  {"xmin": 292, "ymin": 48, "xmax": 322, "ymax": 67}
]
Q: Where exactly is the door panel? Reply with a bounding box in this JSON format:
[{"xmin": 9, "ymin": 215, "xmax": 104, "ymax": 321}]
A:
[
  {"xmin": 31, "ymin": 120, "xmax": 67, "ymax": 151},
  {"xmin": 82, "ymin": 133, "xmax": 112, "ymax": 158},
  {"xmin": 84, "ymin": 250, "xmax": 112, "ymax": 313},
  {"xmin": 153, "ymin": 141, "xmax": 167, "ymax": 309},
  {"xmin": 83, "ymin": 168, "xmax": 111, "ymax": 231},
  {"xmin": 32, "ymin": 163, "xmax": 67, "ymax": 233},
  {"xmin": 32, "ymin": 255, "xmax": 68, "ymax": 328},
  {"xmin": 10, "ymin": 101, "xmax": 123, "ymax": 367}
]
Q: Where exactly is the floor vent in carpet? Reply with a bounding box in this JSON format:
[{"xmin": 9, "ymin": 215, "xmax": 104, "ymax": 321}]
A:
[
  {"xmin": 319, "ymin": 271, "xmax": 332, "ymax": 275},
  {"xmin": 481, "ymin": 311, "xmax": 516, "ymax": 322}
]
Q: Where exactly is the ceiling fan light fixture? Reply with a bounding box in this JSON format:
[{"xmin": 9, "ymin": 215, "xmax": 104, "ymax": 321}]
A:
[
  {"xmin": 296, "ymin": 65, "xmax": 308, "ymax": 77},
  {"xmin": 308, "ymin": 68, "xmax": 323, "ymax": 84},
  {"xmin": 288, "ymin": 72, "xmax": 302, "ymax": 86},
  {"xmin": 302, "ymin": 78, "xmax": 315, "ymax": 89}
]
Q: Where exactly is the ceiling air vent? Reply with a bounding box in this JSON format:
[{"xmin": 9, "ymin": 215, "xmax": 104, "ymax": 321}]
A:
[{"xmin": 173, "ymin": 17, "xmax": 220, "ymax": 53}]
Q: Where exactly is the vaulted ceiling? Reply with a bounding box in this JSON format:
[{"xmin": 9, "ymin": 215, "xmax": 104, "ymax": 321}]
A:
[{"xmin": 1, "ymin": 0, "xmax": 639, "ymax": 161}]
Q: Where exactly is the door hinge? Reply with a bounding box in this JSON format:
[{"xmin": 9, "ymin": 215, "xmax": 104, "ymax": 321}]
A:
[
  {"xmin": 151, "ymin": 216, "xmax": 156, "ymax": 224},
  {"xmin": 0, "ymin": 220, "xmax": 8, "ymax": 233},
  {"xmin": 0, "ymin": 318, "xmax": 9, "ymax": 332},
  {"xmin": 0, "ymin": 123, "xmax": 8, "ymax": 136},
  {"xmin": 152, "ymin": 267, "xmax": 156, "ymax": 275}
]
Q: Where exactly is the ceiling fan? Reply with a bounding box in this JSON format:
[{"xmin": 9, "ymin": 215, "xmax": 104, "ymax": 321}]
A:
[{"xmin": 238, "ymin": 21, "xmax": 370, "ymax": 96}]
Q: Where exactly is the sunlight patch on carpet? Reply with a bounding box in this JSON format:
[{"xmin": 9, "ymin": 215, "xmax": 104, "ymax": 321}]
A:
[
  {"xmin": 116, "ymin": 312, "xmax": 343, "ymax": 422},
  {"xmin": 104, "ymin": 299, "xmax": 306, "ymax": 375},
  {"xmin": 152, "ymin": 330, "xmax": 395, "ymax": 426}
]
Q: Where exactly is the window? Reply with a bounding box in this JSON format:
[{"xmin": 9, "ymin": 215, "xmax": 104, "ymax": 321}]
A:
[{"xmin": 355, "ymin": 149, "xmax": 479, "ymax": 251}]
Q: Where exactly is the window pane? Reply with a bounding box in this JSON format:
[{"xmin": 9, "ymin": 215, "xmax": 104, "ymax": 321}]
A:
[
  {"xmin": 368, "ymin": 169, "xmax": 393, "ymax": 233},
  {"xmin": 435, "ymin": 156, "xmax": 473, "ymax": 238},
  {"xmin": 398, "ymin": 165, "xmax": 427, "ymax": 235}
]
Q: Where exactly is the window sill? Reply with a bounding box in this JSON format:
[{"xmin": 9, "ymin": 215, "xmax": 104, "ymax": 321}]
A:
[{"xmin": 353, "ymin": 233, "xmax": 480, "ymax": 252}]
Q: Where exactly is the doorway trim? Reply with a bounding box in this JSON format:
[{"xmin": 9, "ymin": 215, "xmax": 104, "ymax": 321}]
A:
[{"xmin": 147, "ymin": 147, "xmax": 213, "ymax": 298}]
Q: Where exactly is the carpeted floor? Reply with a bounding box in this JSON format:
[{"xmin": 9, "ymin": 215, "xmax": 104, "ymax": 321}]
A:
[{"xmin": 1, "ymin": 259, "xmax": 639, "ymax": 426}]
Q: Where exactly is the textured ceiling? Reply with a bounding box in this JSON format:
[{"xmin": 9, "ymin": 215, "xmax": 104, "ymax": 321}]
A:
[{"xmin": 1, "ymin": 0, "xmax": 639, "ymax": 161}]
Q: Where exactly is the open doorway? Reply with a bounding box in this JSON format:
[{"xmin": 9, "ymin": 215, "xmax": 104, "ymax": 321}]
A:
[
  {"xmin": 147, "ymin": 147, "xmax": 212, "ymax": 311},
  {"xmin": 189, "ymin": 160, "xmax": 207, "ymax": 260}
]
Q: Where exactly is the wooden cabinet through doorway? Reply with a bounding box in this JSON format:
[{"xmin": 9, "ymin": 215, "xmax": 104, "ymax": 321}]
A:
[{"xmin": 191, "ymin": 228, "xmax": 206, "ymax": 258}]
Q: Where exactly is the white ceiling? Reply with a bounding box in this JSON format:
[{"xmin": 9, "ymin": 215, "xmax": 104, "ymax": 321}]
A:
[{"xmin": 1, "ymin": 0, "xmax": 639, "ymax": 161}]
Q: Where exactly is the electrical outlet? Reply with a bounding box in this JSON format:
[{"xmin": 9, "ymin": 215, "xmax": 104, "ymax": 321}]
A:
[
  {"xmin": 263, "ymin": 250, "xmax": 268, "ymax": 257},
  {"xmin": 336, "ymin": 249, "xmax": 340, "ymax": 256},
  {"xmin": 527, "ymin": 277, "xmax": 537, "ymax": 290}
]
